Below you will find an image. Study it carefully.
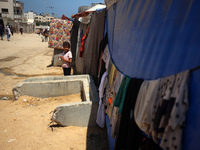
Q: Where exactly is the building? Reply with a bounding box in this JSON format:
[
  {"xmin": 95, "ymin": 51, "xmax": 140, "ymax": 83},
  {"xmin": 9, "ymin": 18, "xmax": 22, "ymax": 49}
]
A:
[
  {"xmin": 13, "ymin": 0, "xmax": 24, "ymax": 21},
  {"xmin": 0, "ymin": 0, "xmax": 35, "ymax": 33},
  {"xmin": 0, "ymin": 0, "xmax": 24, "ymax": 21},
  {"xmin": 0, "ymin": 0, "xmax": 14, "ymax": 19},
  {"xmin": 24, "ymin": 11, "xmax": 37, "ymax": 23},
  {"xmin": 34, "ymin": 13, "xmax": 55, "ymax": 23}
]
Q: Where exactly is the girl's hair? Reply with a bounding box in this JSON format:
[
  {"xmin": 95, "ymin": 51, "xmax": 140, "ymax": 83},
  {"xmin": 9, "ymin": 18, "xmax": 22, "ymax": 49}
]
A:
[{"xmin": 63, "ymin": 41, "xmax": 70, "ymax": 48}]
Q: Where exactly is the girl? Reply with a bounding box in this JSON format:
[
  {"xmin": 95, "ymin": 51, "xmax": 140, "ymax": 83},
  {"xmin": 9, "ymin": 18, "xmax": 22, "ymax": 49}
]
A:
[{"xmin": 58, "ymin": 42, "xmax": 72, "ymax": 75}]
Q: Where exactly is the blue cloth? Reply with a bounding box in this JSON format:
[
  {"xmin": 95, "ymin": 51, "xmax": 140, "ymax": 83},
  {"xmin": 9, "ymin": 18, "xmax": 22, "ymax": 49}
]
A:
[
  {"xmin": 106, "ymin": 0, "xmax": 200, "ymax": 80},
  {"xmin": 96, "ymin": 8, "xmax": 106, "ymax": 13},
  {"xmin": 106, "ymin": 115, "xmax": 115, "ymax": 150},
  {"xmin": 6, "ymin": 28, "xmax": 10, "ymax": 40},
  {"xmin": 105, "ymin": 0, "xmax": 200, "ymax": 149}
]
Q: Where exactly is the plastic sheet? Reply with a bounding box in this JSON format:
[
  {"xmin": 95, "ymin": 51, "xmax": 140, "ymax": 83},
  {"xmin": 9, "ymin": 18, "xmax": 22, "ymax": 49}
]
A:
[
  {"xmin": 105, "ymin": 0, "xmax": 200, "ymax": 149},
  {"xmin": 106, "ymin": 0, "xmax": 200, "ymax": 80}
]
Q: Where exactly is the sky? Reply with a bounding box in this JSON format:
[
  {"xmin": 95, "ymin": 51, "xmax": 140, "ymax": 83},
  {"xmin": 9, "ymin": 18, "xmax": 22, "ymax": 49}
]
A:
[{"xmin": 19, "ymin": 0, "xmax": 105, "ymax": 18}]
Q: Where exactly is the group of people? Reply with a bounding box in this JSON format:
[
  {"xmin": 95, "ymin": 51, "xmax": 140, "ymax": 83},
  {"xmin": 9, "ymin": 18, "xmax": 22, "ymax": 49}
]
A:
[
  {"xmin": 1, "ymin": 23, "xmax": 72, "ymax": 75},
  {"xmin": 37, "ymin": 28, "xmax": 49, "ymax": 42},
  {"xmin": 0, "ymin": 23, "xmax": 13, "ymax": 41},
  {"xmin": 0, "ymin": 23, "xmax": 23, "ymax": 41}
]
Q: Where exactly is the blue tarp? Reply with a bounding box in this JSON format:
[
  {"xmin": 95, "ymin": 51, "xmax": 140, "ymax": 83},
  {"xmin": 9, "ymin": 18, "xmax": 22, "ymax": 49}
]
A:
[
  {"xmin": 105, "ymin": 0, "xmax": 200, "ymax": 149},
  {"xmin": 106, "ymin": 0, "xmax": 200, "ymax": 80}
]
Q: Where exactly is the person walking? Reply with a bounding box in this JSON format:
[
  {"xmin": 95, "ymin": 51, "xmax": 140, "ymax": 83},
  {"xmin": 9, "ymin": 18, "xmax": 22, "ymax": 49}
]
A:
[
  {"xmin": 0, "ymin": 23, "xmax": 4, "ymax": 40},
  {"xmin": 58, "ymin": 42, "xmax": 73, "ymax": 75},
  {"xmin": 6, "ymin": 23, "xmax": 10, "ymax": 28},
  {"xmin": 43, "ymin": 29, "xmax": 48, "ymax": 42},
  {"xmin": 20, "ymin": 26, "xmax": 23, "ymax": 35},
  {"xmin": 38, "ymin": 28, "xmax": 41, "ymax": 35},
  {"xmin": 6, "ymin": 26, "xmax": 11, "ymax": 41},
  {"xmin": 10, "ymin": 26, "xmax": 14, "ymax": 36}
]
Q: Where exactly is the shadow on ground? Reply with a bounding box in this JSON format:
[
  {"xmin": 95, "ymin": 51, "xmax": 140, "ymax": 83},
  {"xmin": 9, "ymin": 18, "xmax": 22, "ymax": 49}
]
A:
[{"xmin": 86, "ymin": 102, "xmax": 110, "ymax": 150}]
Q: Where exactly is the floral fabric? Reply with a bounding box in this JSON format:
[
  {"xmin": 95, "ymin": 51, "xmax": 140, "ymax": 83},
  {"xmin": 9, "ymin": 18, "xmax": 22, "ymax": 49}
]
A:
[{"xmin": 48, "ymin": 19, "xmax": 73, "ymax": 49}]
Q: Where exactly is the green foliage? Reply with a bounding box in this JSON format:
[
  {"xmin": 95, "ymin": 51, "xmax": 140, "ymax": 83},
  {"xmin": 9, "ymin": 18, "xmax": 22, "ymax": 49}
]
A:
[
  {"xmin": 35, "ymin": 21, "xmax": 50, "ymax": 26},
  {"xmin": 36, "ymin": 21, "xmax": 40, "ymax": 26}
]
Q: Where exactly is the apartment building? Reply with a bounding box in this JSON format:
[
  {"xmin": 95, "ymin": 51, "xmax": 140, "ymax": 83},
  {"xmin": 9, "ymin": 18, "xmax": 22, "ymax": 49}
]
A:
[
  {"xmin": 13, "ymin": 0, "xmax": 24, "ymax": 21},
  {"xmin": 0, "ymin": 0, "xmax": 24, "ymax": 21},
  {"xmin": 24, "ymin": 11, "xmax": 37, "ymax": 23},
  {"xmin": 35, "ymin": 13, "xmax": 55, "ymax": 23}
]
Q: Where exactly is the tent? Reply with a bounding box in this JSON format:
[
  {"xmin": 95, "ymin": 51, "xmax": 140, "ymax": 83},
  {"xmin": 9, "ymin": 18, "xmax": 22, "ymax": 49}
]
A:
[
  {"xmin": 71, "ymin": 4, "xmax": 106, "ymax": 84},
  {"xmin": 105, "ymin": 0, "xmax": 200, "ymax": 149}
]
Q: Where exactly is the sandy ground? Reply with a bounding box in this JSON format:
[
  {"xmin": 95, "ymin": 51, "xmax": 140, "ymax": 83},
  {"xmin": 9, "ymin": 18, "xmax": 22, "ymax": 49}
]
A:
[{"xmin": 0, "ymin": 33, "xmax": 109, "ymax": 150}]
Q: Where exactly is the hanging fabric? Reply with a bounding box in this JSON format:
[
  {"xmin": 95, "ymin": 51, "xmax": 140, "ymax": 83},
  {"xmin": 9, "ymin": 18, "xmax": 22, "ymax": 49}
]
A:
[
  {"xmin": 134, "ymin": 79, "xmax": 160, "ymax": 135},
  {"xmin": 113, "ymin": 76, "xmax": 131, "ymax": 114},
  {"xmin": 79, "ymin": 25, "xmax": 89, "ymax": 57},
  {"xmin": 152, "ymin": 70, "xmax": 190, "ymax": 150},
  {"xmin": 114, "ymin": 78, "xmax": 144, "ymax": 150}
]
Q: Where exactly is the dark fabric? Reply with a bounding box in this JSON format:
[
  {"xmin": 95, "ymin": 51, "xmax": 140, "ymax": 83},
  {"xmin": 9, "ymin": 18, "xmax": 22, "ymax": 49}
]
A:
[
  {"xmin": 63, "ymin": 67, "xmax": 71, "ymax": 75},
  {"xmin": 83, "ymin": 10, "xmax": 106, "ymax": 86},
  {"xmin": 114, "ymin": 78, "xmax": 144, "ymax": 150},
  {"xmin": 99, "ymin": 33, "xmax": 108, "ymax": 55},
  {"xmin": 126, "ymin": 110, "xmax": 144, "ymax": 150},
  {"xmin": 0, "ymin": 24, "xmax": 3, "ymax": 32},
  {"xmin": 139, "ymin": 137, "xmax": 162, "ymax": 150},
  {"xmin": 97, "ymin": 33, "xmax": 108, "ymax": 86},
  {"xmin": 154, "ymin": 98, "xmax": 176, "ymax": 133},
  {"xmin": 0, "ymin": 24, "xmax": 3, "ymax": 39},
  {"xmin": 70, "ymin": 18, "xmax": 80, "ymax": 74}
]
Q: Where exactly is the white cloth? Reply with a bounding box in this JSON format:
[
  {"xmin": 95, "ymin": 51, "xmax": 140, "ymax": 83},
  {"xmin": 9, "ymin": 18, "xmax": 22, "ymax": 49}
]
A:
[
  {"xmin": 159, "ymin": 70, "xmax": 190, "ymax": 150},
  {"xmin": 134, "ymin": 79, "xmax": 160, "ymax": 135},
  {"xmin": 98, "ymin": 71, "xmax": 107, "ymax": 99},
  {"xmin": 146, "ymin": 70, "xmax": 190, "ymax": 150},
  {"xmin": 6, "ymin": 27, "xmax": 11, "ymax": 35},
  {"xmin": 102, "ymin": 44, "xmax": 110, "ymax": 69},
  {"xmin": 78, "ymin": 15, "xmax": 91, "ymax": 24},
  {"xmin": 96, "ymin": 99, "xmax": 105, "ymax": 128},
  {"xmin": 96, "ymin": 71, "xmax": 107, "ymax": 128}
]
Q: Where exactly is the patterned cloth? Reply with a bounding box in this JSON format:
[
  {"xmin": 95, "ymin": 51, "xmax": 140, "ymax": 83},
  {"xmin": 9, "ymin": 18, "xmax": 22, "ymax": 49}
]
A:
[
  {"xmin": 48, "ymin": 19, "xmax": 73, "ymax": 49},
  {"xmin": 152, "ymin": 70, "xmax": 190, "ymax": 150}
]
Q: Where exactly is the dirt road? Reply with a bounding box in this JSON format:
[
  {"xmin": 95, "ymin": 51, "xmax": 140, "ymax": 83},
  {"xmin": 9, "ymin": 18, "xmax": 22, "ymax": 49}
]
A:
[{"xmin": 0, "ymin": 33, "xmax": 109, "ymax": 150}]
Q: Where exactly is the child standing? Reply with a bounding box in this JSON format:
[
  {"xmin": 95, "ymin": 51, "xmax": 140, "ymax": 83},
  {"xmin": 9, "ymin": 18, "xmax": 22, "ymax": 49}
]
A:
[{"xmin": 59, "ymin": 42, "xmax": 72, "ymax": 75}]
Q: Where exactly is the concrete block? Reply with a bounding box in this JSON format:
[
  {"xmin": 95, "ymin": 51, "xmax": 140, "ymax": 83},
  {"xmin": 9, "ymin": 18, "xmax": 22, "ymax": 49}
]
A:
[
  {"xmin": 53, "ymin": 48, "xmax": 63, "ymax": 66},
  {"xmin": 51, "ymin": 101, "xmax": 99, "ymax": 127},
  {"xmin": 12, "ymin": 75, "xmax": 100, "ymax": 127}
]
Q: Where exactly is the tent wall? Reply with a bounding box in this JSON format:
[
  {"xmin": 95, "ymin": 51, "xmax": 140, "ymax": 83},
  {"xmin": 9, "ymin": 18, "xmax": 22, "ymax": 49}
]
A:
[
  {"xmin": 106, "ymin": 0, "xmax": 200, "ymax": 80},
  {"xmin": 105, "ymin": 0, "xmax": 200, "ymax": 149},
  {"xmin": 75, "ymin": 10, "xmax": 106, "ymax": 85}
]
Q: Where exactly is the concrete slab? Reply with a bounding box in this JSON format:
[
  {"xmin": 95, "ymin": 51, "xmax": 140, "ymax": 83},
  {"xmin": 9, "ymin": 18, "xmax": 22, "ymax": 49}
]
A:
[
  {"xmin": 12, "ymin": 75, "xmax": 100, "ymax": 127},
  {"xmin": 51, "ymin": 101, "xmax": 98, "ymax": 127}
]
